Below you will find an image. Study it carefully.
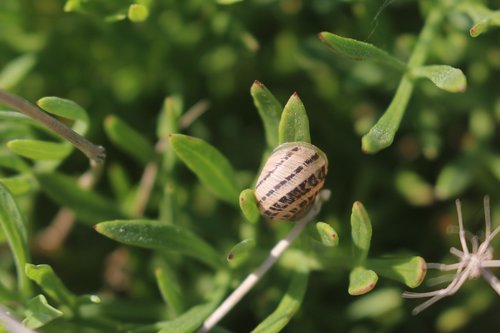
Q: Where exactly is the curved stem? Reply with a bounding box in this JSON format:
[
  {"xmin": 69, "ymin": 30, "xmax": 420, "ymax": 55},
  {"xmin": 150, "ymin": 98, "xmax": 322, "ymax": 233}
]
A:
[
  {"xmin": 0, "ymin": 89, "xmax": 105, "ymax": 165},
  {"xmin": 197, "ymin": 190, "xmax": 329, "ymax": 333}
]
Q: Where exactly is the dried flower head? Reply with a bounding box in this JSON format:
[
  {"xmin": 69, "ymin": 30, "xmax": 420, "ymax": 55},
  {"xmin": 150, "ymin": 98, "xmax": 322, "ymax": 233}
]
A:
[{"xmin": 403, "ymin": 196, "xmax": 500, "ymax": 315}]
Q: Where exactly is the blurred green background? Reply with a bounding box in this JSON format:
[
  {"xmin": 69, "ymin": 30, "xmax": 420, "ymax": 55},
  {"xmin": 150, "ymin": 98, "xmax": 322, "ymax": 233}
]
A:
[{"xmin": 0, "ymin": 0, "xmax": 499, "ymax": 332}]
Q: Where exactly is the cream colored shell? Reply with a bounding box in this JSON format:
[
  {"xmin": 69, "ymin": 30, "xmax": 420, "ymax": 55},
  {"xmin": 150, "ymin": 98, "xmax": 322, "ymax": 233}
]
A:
[{"xmin": 254, "ymin": 142, "xmax": 328, "ymax": 221}]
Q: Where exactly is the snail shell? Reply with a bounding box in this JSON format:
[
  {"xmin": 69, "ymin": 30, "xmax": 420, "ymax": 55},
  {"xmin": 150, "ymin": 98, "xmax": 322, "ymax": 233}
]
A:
[{"xmin": 254, "ymin": 142, "xmax": 328, "ymax": 221}]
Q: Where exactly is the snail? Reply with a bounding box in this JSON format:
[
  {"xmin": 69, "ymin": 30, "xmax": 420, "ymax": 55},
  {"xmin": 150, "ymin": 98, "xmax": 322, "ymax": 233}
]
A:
[{"xmin": 254, "ymin": 142, "xmax": 328, "ymax": 221}]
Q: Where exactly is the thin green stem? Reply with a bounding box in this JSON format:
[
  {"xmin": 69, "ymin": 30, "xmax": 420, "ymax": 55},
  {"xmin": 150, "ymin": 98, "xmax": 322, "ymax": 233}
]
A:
[
  {"xmin": 361, "ymin": 7, "xmax": 444, "ymax": 153},
  {"xmin": 0, "ymin": 90, "xmax": 105, "ymax": 165}
]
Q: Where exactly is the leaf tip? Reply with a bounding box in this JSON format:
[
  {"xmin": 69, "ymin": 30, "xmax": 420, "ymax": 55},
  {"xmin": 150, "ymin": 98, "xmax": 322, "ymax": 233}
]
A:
[
  {"xmin": 93, "ymin": 223, "xmax": 103, "ymax": 234},
  {"xmin": 469, "ymin": 24, "xmax": 481, "ymax": 38},
  {"xmin": 253, "ymin": 79, "xmax": 264, "ymax": 87},
  {"xmin": 413, "ymin": 256, "xmax": 427, "ymax": 288},
  {"xmin": 318, "ymin": 32, "xmax": 327, "ymax": 43}
]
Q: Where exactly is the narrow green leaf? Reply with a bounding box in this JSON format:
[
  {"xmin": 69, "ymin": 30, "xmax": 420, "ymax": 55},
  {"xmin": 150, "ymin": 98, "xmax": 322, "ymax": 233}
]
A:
[
  {"xmin": 435, "ymin": 160, "xmax": 472, "ymax": 200},
  {"xmin": 315, "ymin": 222, "xmax": 339, "ymax": 247},
  {"xmin": 108, "ymin": 163, "xmax": 132, "ymax": 203},
  {"xmin": 278, "ymin": 93, "xmax": 310, "ymax": 144},
  {"xmin": 155, "ymin": 265, "xmax": 184, "ymax": 316},
  {"xmin": 7, "ymin": 139, "xmax": 73, "ymax": 161},
  {"xmin": 158, "ymin": 96, "xmax": 183, "ymax": 174},
  {"xmin": 0, "ymin": 175, "xmax": 38, "ymax": 196},
  {"xmin": 149, "ymin": 273, "xmax": 229, "ymax": 333},
  {"xmin": 348, "ymin": 266, "xmax": 378, "ymax": 296},
  {"xmin": 227, "ymin": 239, "xmax": 256, "ymax": 268},
  {"xmin": 170, "ymin": 134, "xmax": 240, "ymax": 206},
  {"xmin": 319, "ymin": 32, "xmax": 406, "ymax": 71},
  {"xmin": 104, "ymin": 115, "xmax": 155, "ymax": 165},
  {"xmin": 37, "ymin": 97, "xmax": 87, "ymax": 123},
  {"xmin": 0, "ymin": 183, "xmax": 30, "ymax": 296},
  {"xmin": 239, "ymin": 188, "xmax": 260, "ymax": 224},
  {"xmin": 395, "ymin": 171, "xmax": 433, "ymax": 206},
  {"xmin": 36, "ymin": 172, "xmax": 123, "ymax": 225},
  {"xmin": 64, "ymin": 0, "xmax": 82, "ymax": 12},
  {"xmin": 104, "ymin": 13, "xmax": 127, "ymax": 22},
  {"xmin": 469, "ymin": 10, "xmax": 500, "ymax": 37},
  {"xmin": 251, "ymin": 269, "xmax": 309, "ymax": 333},
  {"xmin": 250, "ymin": 80, "xmax": 282, "ymax": 149},
  {"xmin": 361, "ymin": 77, "xmax": 413, "ymax": 153},
  {"xmin": 128, "ymin": 4, "xmax": 149, "ymax": 22},
  {"xmin": 23, "ymin": 295, "xmax": 63, "ymax": 329},
  {"xmin": 95, "ymin": 220, "xmax": 225, "ymax": 269},
  {"xmin": 157, "ymin": 96, "xmax": 182, "ymax": 139},
  {"xmin": 411, "ymin": 65, "xmax": 467, "ymax": 92},
  {"xmin": 0, "ymin": 151, "xmax": 31, "ymax": 173},
  {"xmin": 160, "ymin": 177, "xmax": 178, "ymax": 225},
  {"xmin": 0, "ymin": 54, "xmax": 36, "ymax": 90},
  {"xmin": 0, "ymin": 111, "xmax": 39, "ymax": 127},
  {"xmin": 25, "ymin": 264, "xmax": 77, "ymax": 309},
  {"xmin": 351, "ymin": 201, "xmax": 372, "ymax": 263},
  {"xmin": 37, "ymin": 97, "xmax": 88, "ymax": 134},
  {"xmin": 367, "ymin": 256, "xmax": 426, "ymax": 288}
]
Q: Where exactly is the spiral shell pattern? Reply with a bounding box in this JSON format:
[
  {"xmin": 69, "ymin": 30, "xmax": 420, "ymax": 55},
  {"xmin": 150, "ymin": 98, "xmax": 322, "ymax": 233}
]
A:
[{"xmin": 254, "ymin": 142, "xmax": 328, "ymax": 221}]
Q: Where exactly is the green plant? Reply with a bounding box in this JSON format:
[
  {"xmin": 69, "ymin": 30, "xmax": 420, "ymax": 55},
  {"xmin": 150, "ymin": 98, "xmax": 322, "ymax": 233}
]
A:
[{"xmin": 0, "ymin": 0, "xmax": 499, "ymax": 332}]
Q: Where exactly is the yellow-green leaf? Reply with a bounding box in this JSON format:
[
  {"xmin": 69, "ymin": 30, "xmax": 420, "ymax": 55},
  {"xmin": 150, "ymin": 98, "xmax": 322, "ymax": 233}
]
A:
[{"xmin": 7, "ymin": 140, "xmax": 73, "ymax": 161}]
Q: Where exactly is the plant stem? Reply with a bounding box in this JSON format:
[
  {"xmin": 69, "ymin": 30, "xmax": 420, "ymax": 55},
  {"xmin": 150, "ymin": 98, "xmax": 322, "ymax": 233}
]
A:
[
  {"xmin": 361, "ymin": 7, "xmax": 443, "ymax": 153},
  {"xmin": 197, "ymin": 191, "xmax": 329, "ymax": 333},
  {"xmin": 0, "ymin": 89, "xmax": 105, "ymax": 165}
]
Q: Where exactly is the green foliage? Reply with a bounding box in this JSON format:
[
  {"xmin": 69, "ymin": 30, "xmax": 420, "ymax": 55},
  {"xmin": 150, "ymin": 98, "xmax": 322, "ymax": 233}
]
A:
[
  {"xmin": 226, "ymin": 238, "xmax": 256, "ymax": 268},
  {"xmin": 0, "ymin": 183, "xmax": 30, "ymax": 296},
  {"xmin": 251, "ymin": 80, "xmax": 282, "ymax": 150},
  {"xmin": 95, "ymin": 219, "xmax": 225, "ymax": 269},
  {"xmin": 154, "ymin": 274, "xmax": 229, "ymax": 333},
  {"xmin": 347, "ymin": 201, "xmax": 426, "ymax": 295},
  {"xmin": 170, "ymin": 134, "xmax": 241, "ymax": 206},
  {"xmin": 410, "ymin": 65, "xmax": 467, "ymax": 92},
  {"xmin": 319, "ymin": 32, "xmax": 406, "ymax": 71},
  {"xmin": 239, "ymin": 188, "xmax": 260, "ymax": 224},
  {"xmin": 350, "ymin": 202, "xmax": 372, "ymax": 263},
  {"xmin": 0, "ymin": 0, "xmax": 499, "ymax": 332},
  {"xmin": 278, "ymin": 93, "xmax": 310, "ymax": 144},
  {"xmin": 348, "ymin": 267, "xmax": 378, "ymax": 296},
  {"xmin": 23, "ymin": 295, "xmax": 63, "ymax": 329},
  {"xmin": 154, "ymin": 265, "xmax": 184, "ymax": 316},
  {"xmin": 104, "ymin": 115, "xmax": 156, "ymax": 165},
  {"xmin": 315, "ymin": 222, "xmax": 339, "ymax": 247},
  {"xmin": 250, "ymin": 269, "xmax": 309, "ymax": 333},
  {"xmin": 36, "ymin": 172, "xmax": 123, "ymax": 225},
  {"xmin": 25, "ymin": 264, "xmax": 77, "ymax": 310},
  {"xmin": 7, "ymin": 140, "xmax": 73, "ymax": 161}
]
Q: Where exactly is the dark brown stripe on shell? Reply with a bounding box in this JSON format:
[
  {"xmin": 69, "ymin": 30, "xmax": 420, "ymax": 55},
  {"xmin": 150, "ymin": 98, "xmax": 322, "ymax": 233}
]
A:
[{"xmin": 256, "ymin": 152, "xmax": 321, "ymax": 205}]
